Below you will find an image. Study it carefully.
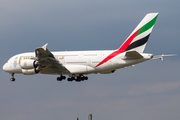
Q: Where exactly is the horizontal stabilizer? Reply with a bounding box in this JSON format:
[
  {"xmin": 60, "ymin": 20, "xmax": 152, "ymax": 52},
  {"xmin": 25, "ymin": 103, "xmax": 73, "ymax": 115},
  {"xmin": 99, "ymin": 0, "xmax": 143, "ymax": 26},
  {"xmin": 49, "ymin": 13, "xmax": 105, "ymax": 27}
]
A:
[{"xmin": 123, "ymin": 51, "xmax": 143, "ymax": 60}]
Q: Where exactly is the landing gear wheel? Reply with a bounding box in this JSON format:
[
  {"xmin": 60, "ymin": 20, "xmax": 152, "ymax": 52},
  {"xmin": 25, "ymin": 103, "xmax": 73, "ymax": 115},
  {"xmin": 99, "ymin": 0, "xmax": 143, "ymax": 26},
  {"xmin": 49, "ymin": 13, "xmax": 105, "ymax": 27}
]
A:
[
  {"xmin": 67, "ymin": 77, "xmax": 74, "ymax": 82},
  {"xmin": 84, "ymin": 76, "xmax": 88, "ymax": 80},
  {"xmin": 57, "ymin": 77, "xmax": 62, "ymax": 81},
  {"xmin": 57, "ymin": 75, "xmax": 66, "ymax": 81},
  {"xmin": 10, "ymin": 78, "xmax": 15, "ymax": 82}
]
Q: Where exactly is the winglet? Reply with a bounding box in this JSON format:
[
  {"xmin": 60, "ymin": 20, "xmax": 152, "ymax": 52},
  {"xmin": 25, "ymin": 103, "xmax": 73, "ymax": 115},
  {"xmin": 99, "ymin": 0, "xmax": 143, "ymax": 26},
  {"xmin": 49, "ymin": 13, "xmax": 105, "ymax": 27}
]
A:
[{"xmin": 42, "ymin": 43, "xmax": 48, "ymax": 51}]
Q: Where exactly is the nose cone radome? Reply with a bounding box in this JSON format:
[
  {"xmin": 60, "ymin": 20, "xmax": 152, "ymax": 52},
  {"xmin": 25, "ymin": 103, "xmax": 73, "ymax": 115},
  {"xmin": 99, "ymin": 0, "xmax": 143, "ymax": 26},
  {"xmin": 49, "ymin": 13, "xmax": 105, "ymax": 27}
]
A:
[{"xmin": 3, "ymin": 63, "xmax": 9, "ymax": 72}]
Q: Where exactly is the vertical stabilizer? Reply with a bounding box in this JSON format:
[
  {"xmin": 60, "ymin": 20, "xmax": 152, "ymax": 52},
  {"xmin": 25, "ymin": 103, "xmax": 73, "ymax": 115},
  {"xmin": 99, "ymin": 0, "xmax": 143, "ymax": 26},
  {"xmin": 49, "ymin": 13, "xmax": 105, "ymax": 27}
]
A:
[
  {"xmin": 119, "ymin": 13, "xmax": 159, "ymax": 53},
  {"xmin": 95, "ymin": 13, "xmax": 158, "ymax": 68}
]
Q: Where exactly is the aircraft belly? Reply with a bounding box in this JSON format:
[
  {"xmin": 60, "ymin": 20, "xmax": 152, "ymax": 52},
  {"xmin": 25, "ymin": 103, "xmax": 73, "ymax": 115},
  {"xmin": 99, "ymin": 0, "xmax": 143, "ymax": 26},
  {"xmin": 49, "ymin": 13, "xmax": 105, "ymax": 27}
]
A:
[
  {"xmin": 64, "ymin": 65, "xmax": 95, "ymax": 74},
  {"xmin": 95, "ymin": 58, "xmax": 148, "ymax": 73},
  {"xmin": 118, "ymin": 58, "xmax": 148, "ymax": 68}
]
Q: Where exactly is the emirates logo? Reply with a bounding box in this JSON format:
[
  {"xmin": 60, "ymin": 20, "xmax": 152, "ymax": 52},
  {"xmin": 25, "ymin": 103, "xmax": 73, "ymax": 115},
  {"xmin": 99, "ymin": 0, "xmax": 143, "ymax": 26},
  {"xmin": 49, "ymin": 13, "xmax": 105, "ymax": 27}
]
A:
[{"xmin": 24, "ymin": 61, "xmax": 27, "ymax": 66}]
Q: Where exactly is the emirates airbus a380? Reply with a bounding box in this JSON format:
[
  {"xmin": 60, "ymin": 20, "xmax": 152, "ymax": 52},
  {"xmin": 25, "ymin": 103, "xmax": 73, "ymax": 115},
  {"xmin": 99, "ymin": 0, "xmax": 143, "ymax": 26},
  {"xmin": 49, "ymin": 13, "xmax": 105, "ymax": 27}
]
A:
[{"xmin": 3, "ymin": 13, "xmax": 174, "ymax": 82}]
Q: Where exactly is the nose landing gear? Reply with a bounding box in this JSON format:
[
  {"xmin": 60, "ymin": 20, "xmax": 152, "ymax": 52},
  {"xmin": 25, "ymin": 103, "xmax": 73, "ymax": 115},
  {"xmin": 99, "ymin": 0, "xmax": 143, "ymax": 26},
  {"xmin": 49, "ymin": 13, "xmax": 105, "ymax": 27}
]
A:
[{"xmin": 10, "ymin": 73, "xmax": 15, "ymax": 82}]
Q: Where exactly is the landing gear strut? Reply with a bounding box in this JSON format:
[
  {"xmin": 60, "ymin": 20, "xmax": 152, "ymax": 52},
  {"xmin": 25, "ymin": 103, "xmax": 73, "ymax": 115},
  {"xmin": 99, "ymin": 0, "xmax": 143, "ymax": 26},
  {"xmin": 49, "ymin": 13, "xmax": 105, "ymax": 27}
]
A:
[
  {"xmin": 57, "ymin": 75, "xmax": 66, "ymax": 81},
  {"xmin": 10, "ymin": 73, "xmax": 15, "ymax": 82}
]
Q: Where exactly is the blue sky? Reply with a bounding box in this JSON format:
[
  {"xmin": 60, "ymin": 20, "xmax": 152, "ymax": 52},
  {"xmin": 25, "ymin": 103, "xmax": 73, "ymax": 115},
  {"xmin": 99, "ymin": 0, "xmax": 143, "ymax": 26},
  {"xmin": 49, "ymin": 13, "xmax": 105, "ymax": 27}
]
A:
[{"xmin": 0, "ymin": 0, "xmax": 180, "ymax": 120}]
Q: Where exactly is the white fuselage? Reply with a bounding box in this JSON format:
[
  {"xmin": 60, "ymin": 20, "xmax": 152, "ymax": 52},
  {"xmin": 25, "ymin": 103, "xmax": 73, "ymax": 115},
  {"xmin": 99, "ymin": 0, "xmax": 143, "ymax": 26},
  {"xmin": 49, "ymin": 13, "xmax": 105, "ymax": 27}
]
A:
[{"xmin": 3, "ymin": 50, "xmax": 152, "ymax": 76}]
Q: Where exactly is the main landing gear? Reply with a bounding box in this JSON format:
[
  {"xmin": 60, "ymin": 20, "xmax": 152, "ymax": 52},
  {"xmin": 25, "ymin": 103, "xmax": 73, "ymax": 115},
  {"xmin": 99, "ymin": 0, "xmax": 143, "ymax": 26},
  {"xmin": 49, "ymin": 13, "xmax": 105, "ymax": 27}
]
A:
[
  {"xmin": 10, "ymin": 73, "xmax": 15, "ymax": 82},
  {"xmin": 57, "ymin": 75, "xmax": 88, "ymax": 82},
  {"xmin": 57, "ymin": 75, "xmax": 66, "ymax": 81},
  {"xmin": 9, "ymin": 74, "xmax": 88, "ymax": 82},
  {"xmin": 67, "ymin": 76, "xmax": 88, "ymax": 82}
]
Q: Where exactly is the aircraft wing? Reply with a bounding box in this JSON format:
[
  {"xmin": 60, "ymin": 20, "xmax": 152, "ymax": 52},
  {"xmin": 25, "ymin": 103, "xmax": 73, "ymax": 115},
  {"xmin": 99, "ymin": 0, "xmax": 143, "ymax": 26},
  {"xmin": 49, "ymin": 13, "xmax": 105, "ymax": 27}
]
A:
[{"xmin": 35, "ymin": 44, "xmax": 70, "ymax": 74}]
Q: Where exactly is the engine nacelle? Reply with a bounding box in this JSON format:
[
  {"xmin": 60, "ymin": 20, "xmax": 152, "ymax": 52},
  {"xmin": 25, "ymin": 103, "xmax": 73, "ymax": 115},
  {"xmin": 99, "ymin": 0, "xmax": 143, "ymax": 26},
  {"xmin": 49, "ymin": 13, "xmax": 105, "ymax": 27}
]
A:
[
  {"xmin": 20, "ymin": 59, "xmax": 37, "ymax": 69},
  {"xmin": 22, "ymin": 69, "xmax": 39, "ymax": 75}
]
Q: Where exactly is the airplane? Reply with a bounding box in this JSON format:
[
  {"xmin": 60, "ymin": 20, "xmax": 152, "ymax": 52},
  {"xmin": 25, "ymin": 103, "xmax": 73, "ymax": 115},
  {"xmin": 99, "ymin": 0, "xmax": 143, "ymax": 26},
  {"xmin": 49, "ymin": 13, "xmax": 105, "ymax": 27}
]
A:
[{"xmin": 2, "ymin": 13, "xmax": 174, "ymax": 82}]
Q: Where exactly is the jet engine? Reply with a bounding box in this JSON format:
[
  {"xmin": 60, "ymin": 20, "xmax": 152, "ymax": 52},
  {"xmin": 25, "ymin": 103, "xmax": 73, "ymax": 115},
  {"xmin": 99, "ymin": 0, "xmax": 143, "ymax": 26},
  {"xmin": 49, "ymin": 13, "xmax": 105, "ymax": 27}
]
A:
[
  {"xmin": 20, "ymin": 59, "xmax": 40, "ymax": 75},
  {"xmin": 22, "ymin": 68, "xmax": 39, "ymax": 75},
  {"xmin": 20, "ymin": 59, "xmax": 38, "ymax": 69}
]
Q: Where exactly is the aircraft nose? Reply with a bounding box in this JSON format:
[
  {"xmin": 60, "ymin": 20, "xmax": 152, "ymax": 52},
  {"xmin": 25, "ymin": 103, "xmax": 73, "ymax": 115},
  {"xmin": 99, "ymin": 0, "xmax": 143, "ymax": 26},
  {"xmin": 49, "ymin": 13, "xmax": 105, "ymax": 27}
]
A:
[{"xmin": 3, "ymin": 63, "xmax": 9, "ymax": 72}]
